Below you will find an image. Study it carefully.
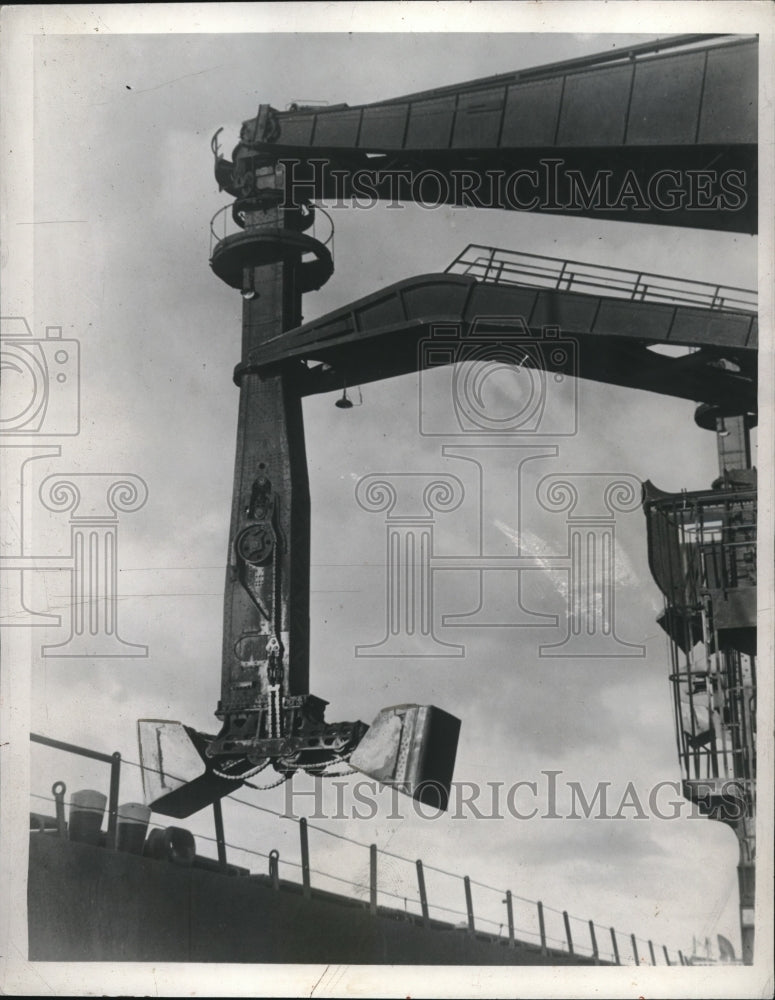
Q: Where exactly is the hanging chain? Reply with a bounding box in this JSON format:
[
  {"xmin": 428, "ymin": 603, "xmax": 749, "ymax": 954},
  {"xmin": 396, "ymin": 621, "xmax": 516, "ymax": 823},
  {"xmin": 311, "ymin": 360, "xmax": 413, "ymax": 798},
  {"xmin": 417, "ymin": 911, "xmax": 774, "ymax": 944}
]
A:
[
  {"xmin": 212, "ymin": 758, "xmax": 292, "ymax": 791},
  {"xmin": 245, "ymin": 771, "xmax": 291, "ymax": 791},
  {"xmin": 212, "ymin": 758, "xmax": 272, "ymax": 781},
  {"xmin": 302, "ymin": 747, "xmax": 359, "ymax": 778}
]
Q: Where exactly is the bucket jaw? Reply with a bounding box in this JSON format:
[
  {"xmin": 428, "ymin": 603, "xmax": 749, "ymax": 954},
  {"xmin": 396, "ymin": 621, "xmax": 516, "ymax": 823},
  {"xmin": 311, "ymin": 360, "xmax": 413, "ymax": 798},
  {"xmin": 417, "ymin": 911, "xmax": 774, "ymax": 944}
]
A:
[
  {"xmin": 138, "ymin": 703, "xmax": 460, "ymax": 818},
  {"xmin": 350, "ymin": 705, "xmax": 461, "ymax": 811},
  {"xmin": 137, "ymin": 720, "xmax": 241, "ymax": 818}
]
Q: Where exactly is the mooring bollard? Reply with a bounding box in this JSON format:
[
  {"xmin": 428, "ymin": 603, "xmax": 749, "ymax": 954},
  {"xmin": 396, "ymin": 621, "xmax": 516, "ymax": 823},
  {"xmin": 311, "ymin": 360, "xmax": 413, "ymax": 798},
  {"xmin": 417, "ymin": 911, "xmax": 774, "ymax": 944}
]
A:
[
  {"xmin": 144, "ymin": 826, "xmax": 195, "ymax": 866},
  {"xmin": 68, "ymin": 789, "xmax": 107, "ymax": 846},
  {"xmin": 116, "ymin": 802, "xmax": 151, "ymax": 854}
]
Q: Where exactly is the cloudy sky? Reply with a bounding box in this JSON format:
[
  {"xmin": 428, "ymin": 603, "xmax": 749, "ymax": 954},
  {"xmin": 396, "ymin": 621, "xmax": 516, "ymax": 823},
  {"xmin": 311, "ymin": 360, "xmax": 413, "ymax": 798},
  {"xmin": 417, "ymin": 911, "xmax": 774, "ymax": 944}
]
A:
[{"xmin": 3, "ymin": 4, "xmax": 771, "ymax": 995}]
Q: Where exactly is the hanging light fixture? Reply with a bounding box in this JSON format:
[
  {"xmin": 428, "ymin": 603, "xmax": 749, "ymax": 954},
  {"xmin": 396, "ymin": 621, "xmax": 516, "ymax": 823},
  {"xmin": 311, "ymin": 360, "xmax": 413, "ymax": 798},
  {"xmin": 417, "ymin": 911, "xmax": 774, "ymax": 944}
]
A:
[
  {"xmin": 334, "ymin": 383, "xmax": 362, "ymax": 410},
  {"xmin": 241, "ymin": 269, "xmax": 257, "ymax": 300}
]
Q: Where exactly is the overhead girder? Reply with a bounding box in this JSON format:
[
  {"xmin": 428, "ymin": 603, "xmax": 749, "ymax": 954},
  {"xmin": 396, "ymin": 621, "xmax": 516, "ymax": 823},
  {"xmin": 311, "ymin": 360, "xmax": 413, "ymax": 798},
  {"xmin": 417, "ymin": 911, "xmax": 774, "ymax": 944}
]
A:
[
  {"xmin": 216, "ymin": 34, "xmax": 758, "ymax": 233},
  {"xmin": 236, "ymin": 273, "xmax": 757, "ymax": 415}
]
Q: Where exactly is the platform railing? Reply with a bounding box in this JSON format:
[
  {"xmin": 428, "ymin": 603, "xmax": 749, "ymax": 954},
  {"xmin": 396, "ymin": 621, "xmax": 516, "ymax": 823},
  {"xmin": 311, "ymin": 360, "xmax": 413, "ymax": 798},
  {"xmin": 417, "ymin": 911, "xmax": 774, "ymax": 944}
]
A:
[
  {"xmin": 446, "ymin": 243, "xmax": 757, "ymax": 314},
  {"xmin": 30, "ymin": 731, "xmax": 691, "ymax": 966},
  {"xmin": 30, "ymin": 733, "xmax": 122, "ymax": 850},
  {"xmin": 208, "ymin": 201, "xmax": 334, "ymax": 259}
]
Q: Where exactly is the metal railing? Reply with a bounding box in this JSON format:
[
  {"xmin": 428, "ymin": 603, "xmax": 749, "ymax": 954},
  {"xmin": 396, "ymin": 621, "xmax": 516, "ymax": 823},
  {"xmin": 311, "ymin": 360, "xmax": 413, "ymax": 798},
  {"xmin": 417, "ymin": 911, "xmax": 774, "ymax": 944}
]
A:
[
  {"xmin": 30, "ymin": 732, "xmax": 691, "ymax": 966},
  {"xmin": 446, "ymin": 244, "xmax": 757, "ymax": 314},
  {"xmin": 30, "ymin": 733, "xmax": 122, "ymax": 850},
  {"xmin": 209, "ymin": 201, "xmax": 334, "ymax": 259}
]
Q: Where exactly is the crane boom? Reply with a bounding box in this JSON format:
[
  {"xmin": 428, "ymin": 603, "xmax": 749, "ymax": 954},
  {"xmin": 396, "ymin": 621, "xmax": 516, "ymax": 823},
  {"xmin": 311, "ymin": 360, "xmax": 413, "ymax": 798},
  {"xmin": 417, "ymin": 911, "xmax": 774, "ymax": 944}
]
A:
[
  {"xmin": 214, "ymin": 34, "xmax": 757, "ymax": 233},
  {"xmin": 229, "ymin": 252, "xmax": 756, "ymax": 420}
]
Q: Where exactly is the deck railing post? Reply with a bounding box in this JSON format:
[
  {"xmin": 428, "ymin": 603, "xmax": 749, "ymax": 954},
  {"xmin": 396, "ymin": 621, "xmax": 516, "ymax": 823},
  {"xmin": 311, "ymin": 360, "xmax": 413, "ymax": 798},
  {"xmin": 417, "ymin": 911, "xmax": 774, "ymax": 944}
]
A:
[
  {"xmin": 589, "ymin": 920, "xmax": 599, "ymax": 964},
  {"xmin": 505, "ymin": 890, "xmax": 515, "ymax": 948},
  {"xmin": 563, "ymin": 910, "xmax": 574, "ymax": 955},
  {"xmin": 299, "ymin": 817, "xmax": 311, "ymax": 899},
  {"xmin": 610, "ymin": 927, "xmax": 621, "ymax": 965},
  {"xmin": 52, "ymin": 781, "xmax": 67, "ymax": 838},
  {"xmin": 537, "ymin": 901, "xmax": 547, "ymax": 955},
  {"xmin": 663, "ymin": 945, "xmax": 671, "ymax": 966},
  {"xmin": 107, "ymin": 752, "xmax": 121, "ymax": 850},
  {"xmin": 631, "ymin": 933, "xmax": 640, "ymax": 965},
  {"xmin": 464, "ymin": 876, "xmax": 475, "ymax": 934},
  {"xmin": 679, "ymin": 949, "xmax": 686, "ymax": 966},
  {"xmin": 416, "ymin": 860, "xmax": 430, "ymax": 926},
  {"xmin": 212, "ymin": 797, "xmax": 228, "ymax": 872},
  {"xmin": 648, "ymin": 939, "xmax": 656, "ymax": 965},
  {"xmin": 369, "ymin": 843, "xmax": 377, "ymax": 915},
  {"xmin": 269, "ymin": 849, "xmax": 280, "ymax": 890}
]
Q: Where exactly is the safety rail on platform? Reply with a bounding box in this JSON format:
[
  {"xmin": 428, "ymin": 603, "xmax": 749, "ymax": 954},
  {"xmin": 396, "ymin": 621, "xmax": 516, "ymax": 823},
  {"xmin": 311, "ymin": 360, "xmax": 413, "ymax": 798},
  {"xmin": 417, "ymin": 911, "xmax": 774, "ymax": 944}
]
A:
[
  {"xmin": 208, "ymin": 202, "xmax": 334, "ymax": 259},
  {"xmin": 30, "ymin": 731, "xmax": 690, "ymax": 966},
  {"xmin": 446, "ymin": 244, "xmax": 757, "ymax": 315}
]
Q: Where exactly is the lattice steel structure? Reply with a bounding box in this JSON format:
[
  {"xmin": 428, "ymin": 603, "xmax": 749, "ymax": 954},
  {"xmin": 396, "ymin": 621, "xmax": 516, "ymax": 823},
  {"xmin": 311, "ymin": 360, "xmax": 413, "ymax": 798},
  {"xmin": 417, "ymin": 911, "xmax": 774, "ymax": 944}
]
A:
[{"xmin": 644, "ymin": 470, "xmax": 756, "ymax": 964}]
